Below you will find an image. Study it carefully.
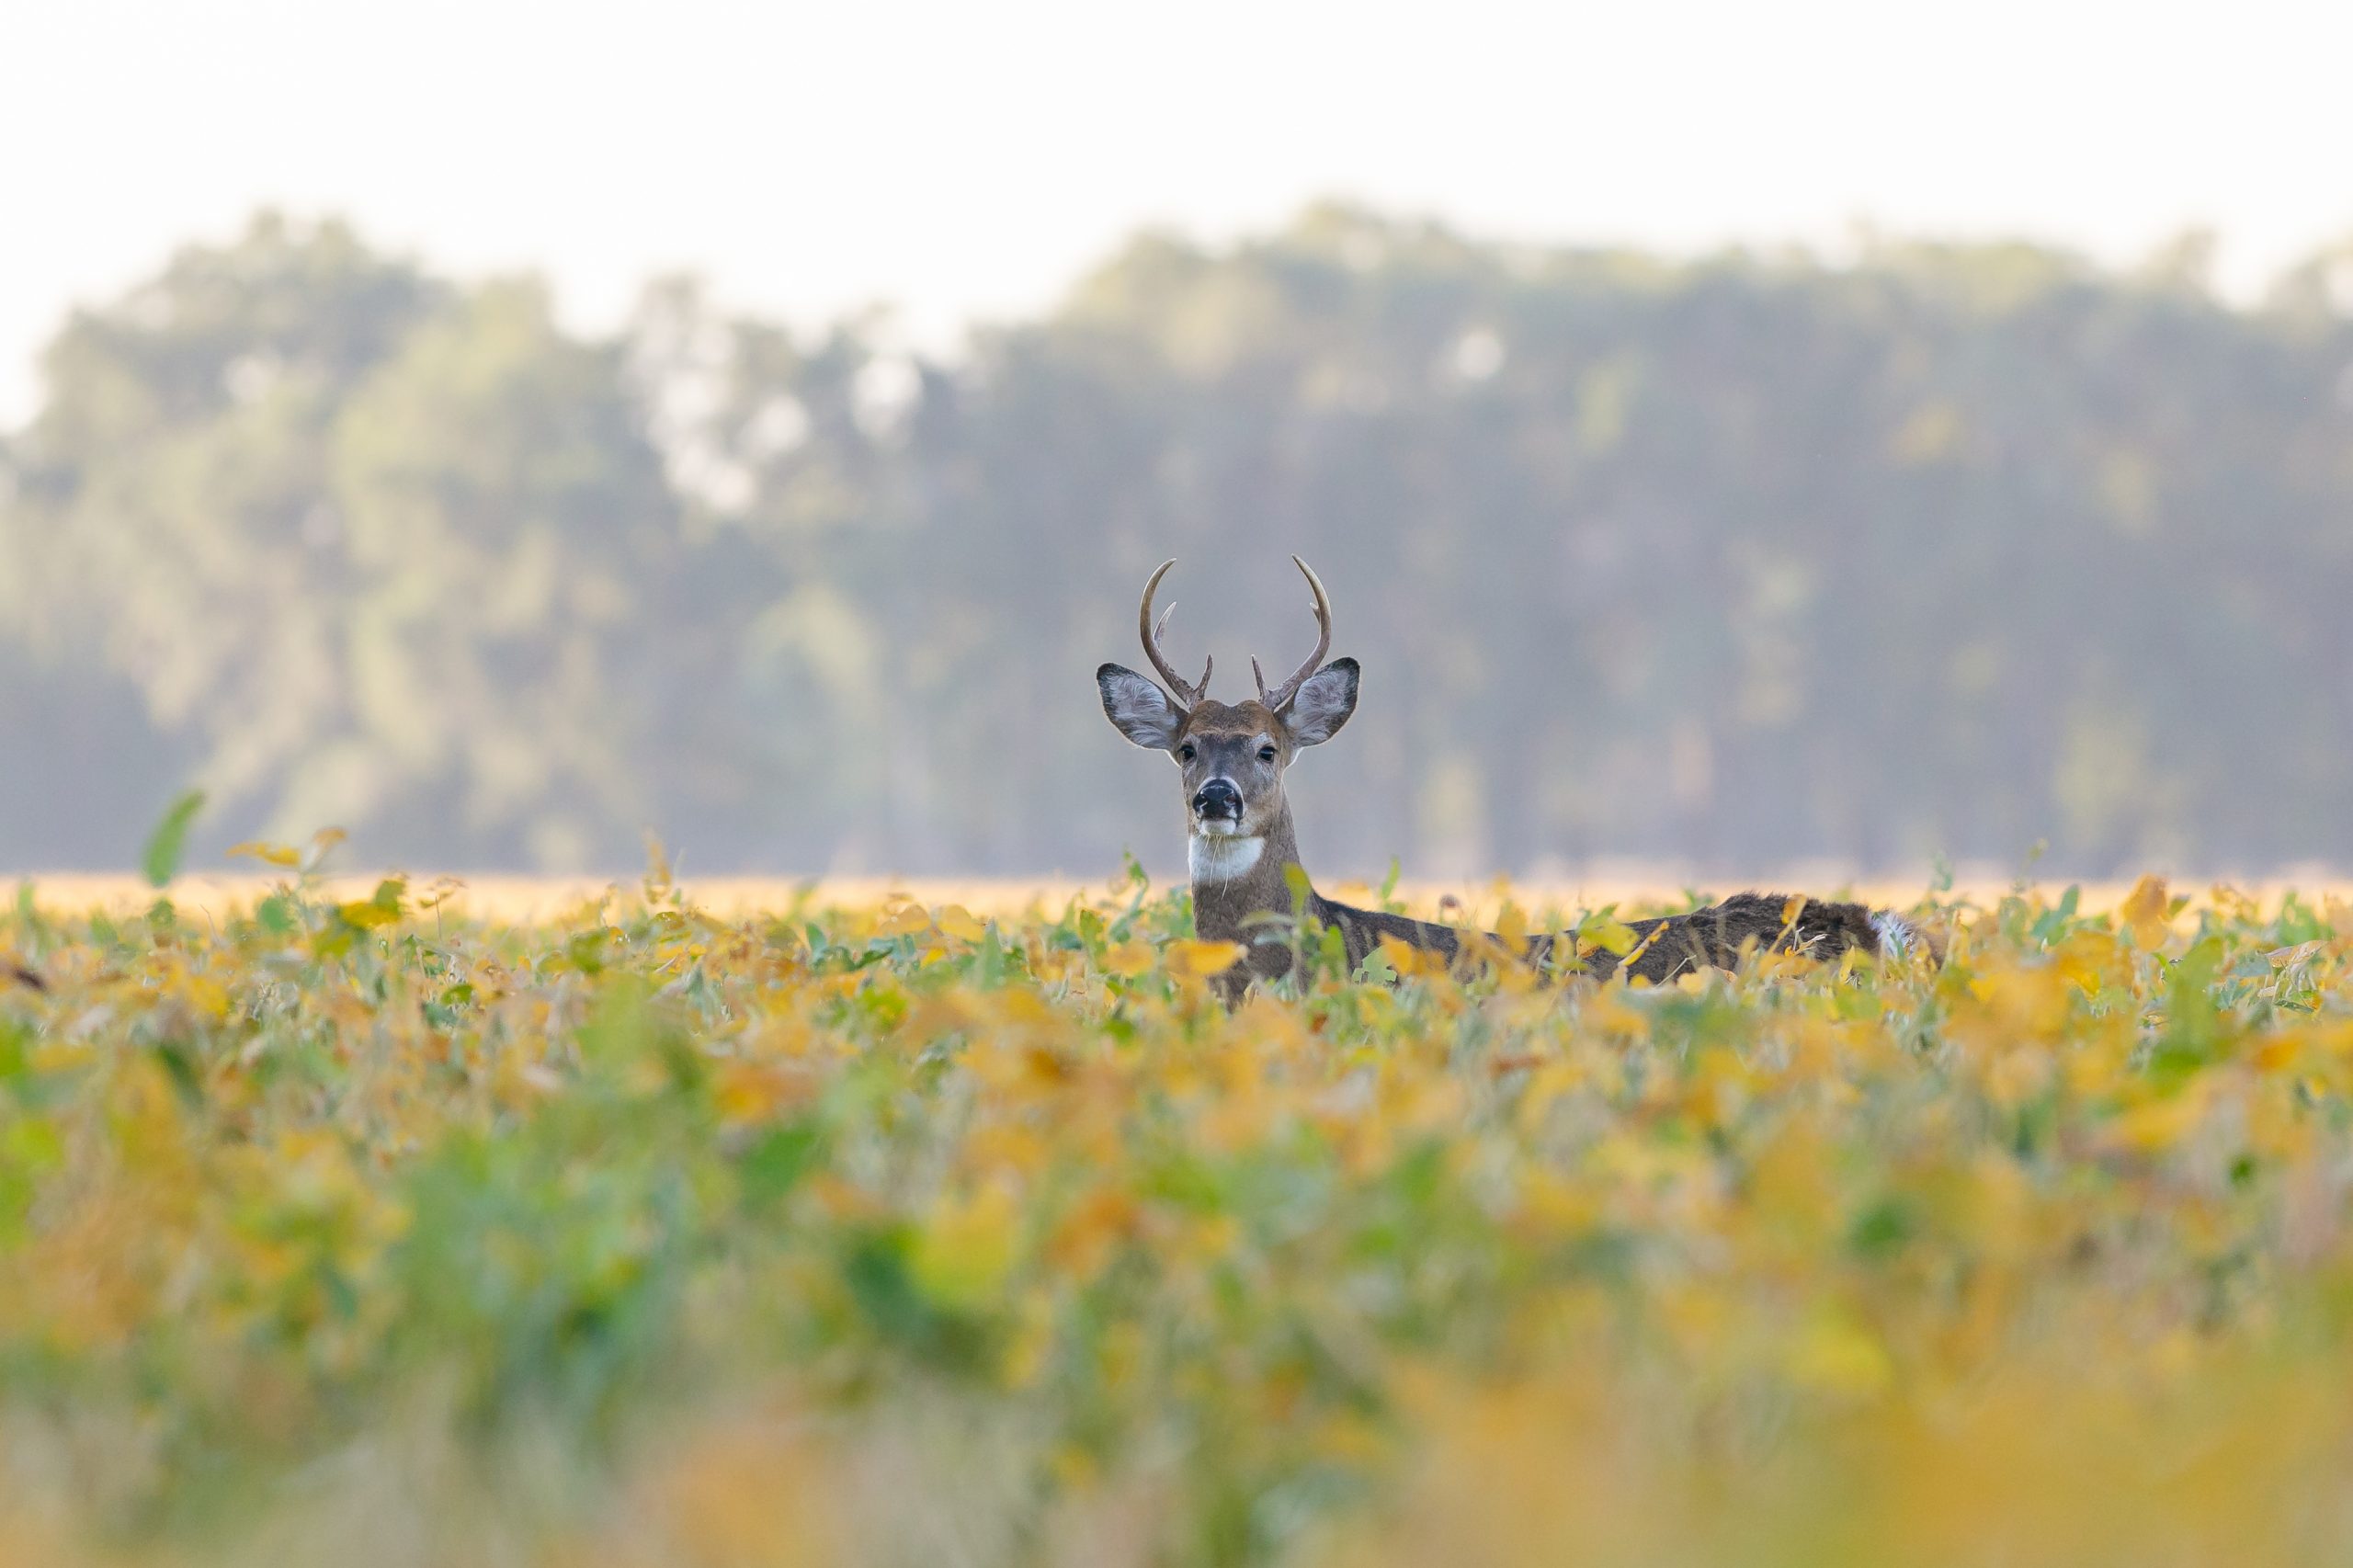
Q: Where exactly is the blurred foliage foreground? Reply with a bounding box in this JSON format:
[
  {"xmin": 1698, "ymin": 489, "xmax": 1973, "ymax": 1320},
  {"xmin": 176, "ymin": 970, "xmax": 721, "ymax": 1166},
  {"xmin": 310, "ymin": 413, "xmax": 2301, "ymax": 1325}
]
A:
[{"xmin": 5, "ymin": 865, "xmax": 2353, "ymax": 1567}]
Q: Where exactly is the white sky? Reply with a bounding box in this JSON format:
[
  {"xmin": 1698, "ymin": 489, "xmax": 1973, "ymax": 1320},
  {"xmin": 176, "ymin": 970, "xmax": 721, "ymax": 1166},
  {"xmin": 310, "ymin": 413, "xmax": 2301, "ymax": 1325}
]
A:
[{"xmin": 4, "ymin": 0, "xmax": 2347, "ymax": 425}]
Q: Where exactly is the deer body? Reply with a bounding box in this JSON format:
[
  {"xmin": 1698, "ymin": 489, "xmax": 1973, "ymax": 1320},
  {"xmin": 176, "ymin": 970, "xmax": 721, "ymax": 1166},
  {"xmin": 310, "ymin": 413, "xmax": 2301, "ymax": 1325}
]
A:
[{"xmin": 1098, "ymin": 558, "xmax": 1927, "ymax": 995}]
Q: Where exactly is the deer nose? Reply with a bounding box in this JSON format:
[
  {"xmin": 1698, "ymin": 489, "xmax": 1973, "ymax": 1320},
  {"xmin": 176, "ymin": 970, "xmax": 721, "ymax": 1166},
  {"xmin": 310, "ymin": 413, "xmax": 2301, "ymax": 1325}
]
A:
[{"xmin": 1192, "ymin": 778, "xmax": 1243, "ymax": 820}]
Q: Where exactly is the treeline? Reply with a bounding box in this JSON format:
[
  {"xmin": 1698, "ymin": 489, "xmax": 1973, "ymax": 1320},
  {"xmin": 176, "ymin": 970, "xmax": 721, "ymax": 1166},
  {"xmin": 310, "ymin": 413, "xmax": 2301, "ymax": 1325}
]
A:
[{"xmin": 5, "ymin": 208, "xmax": 2353, "ymax": 877}]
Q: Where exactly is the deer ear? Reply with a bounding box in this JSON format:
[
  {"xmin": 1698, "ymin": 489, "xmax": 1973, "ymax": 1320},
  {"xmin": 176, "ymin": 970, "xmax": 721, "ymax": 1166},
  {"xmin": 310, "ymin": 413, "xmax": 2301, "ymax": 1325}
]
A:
[
  {"xmin": 1097, "ymin": 664, "xmax": 1185, "ymax": 750},
  {"xmin": 1285, "ymin": 657, "xmax": 1358, "ymax": 746}
]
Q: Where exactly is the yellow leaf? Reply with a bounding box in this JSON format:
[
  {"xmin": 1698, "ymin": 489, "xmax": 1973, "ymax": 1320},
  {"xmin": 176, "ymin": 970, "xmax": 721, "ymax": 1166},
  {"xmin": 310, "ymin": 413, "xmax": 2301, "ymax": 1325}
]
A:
[
  {"xmin": 183, "ymin": 974, "xmax": 232, "ymax": 1020},
  {"xmin": 1518, "ymin": 1061, "xmax": 1586, "ymax": 1121},
  {"xmin": 337, "ymin": 901, "xmax": 400, "ymax": 929},
  {"xmin": 1789, "ymin": 1311, "xmax": 1894, "ymax": 1398},
  {"xmin": 1099, "ymin": 941, "xmax": 1154, "ymax": 977},
  {"xmin": 1046, "ymin": 1187, "xmax": 1140, "ymax": 1277},
  {"xmin": 2251, "ymin": 1037, "xmax": 2298, "ymax": 1073},
  {"xmin": 714, "ymin": 1062, "xmax": 807, "ymax": 1128},
  {"xmin": 2118, "ymin": 873, "xmax": 2173, "ymax": 948},
  {"xmin": 1377, "ymin": 937, "xmax": 1448, "ymax": 980},
  {"xmin": 1165, "ymin": 939, "xmax": 1247, "ymax": 982},
  {"xmin": 225, "ymin": 840, "xmax": 301, "ymax": 868},
  {"xmin": 2108, "ymin": 1088, "xmax": 2209, "ymax": 1152},
  {"xmin": 877, "ymin": 904, "xmax": 933, "ymax": 937},
  {"xmin": 910, "ymin": 1185, "xmax": 1019, "ymax": 1309},
  {"xmin": 936, "ymin": 904, "xmax": 987, "ymax": 942},
  {"xmin": 1578, "ymin": 916, "xmax": 1639, "ymax": 957}
]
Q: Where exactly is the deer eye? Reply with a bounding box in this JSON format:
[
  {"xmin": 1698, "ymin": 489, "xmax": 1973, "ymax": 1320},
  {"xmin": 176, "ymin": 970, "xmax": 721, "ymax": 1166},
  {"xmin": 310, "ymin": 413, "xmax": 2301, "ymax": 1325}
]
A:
[
  {"xmin": 1257, "ymin": 744, "xmax": 1278, "ymax": 763},
  {"xmin": 1178, "ymin": 743, "xmax": 1196, "ymax": 762}
]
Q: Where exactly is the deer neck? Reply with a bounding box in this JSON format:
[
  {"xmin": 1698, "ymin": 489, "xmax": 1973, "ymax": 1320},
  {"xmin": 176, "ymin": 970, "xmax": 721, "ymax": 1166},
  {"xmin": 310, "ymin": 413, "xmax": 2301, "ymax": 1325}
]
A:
[{"xmin": 1189, "ymin": 802, "xmax": 1310, "ymax": 944}]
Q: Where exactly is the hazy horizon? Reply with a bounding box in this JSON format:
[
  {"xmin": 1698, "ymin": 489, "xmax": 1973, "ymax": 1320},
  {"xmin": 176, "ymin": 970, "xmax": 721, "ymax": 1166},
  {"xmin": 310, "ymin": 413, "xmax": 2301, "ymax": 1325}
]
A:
[{"xmin": 8, "ymin": 0, "xmax": 2349, "ymax": 425}]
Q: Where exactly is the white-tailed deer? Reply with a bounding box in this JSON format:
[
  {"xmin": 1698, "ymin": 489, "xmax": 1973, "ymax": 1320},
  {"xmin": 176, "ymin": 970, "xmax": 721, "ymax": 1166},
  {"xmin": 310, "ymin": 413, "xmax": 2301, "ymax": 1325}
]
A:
[{"xmin": 1097, "ymin": 557, "xmax": 1934, "ymax": 993}]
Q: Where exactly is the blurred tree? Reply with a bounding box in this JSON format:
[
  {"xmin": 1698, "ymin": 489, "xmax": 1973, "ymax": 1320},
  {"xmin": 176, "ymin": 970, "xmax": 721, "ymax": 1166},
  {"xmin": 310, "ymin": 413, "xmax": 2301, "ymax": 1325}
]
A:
[
  {"xmin": 317, "ymin": 276, "xmax": 676, "ymax": 867},
  {"xmin": 0, "ymin": 215, "xmax": 676, "ymax": 869},
  {"xmin": 6, "ymin": 207, "xmax": 2353, "ymax": 878}
]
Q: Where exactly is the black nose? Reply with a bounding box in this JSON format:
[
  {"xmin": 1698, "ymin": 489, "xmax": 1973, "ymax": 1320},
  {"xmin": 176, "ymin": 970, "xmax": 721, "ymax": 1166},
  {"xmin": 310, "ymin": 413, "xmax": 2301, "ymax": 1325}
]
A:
[{"xmin": 1192, "ymin": 778, "xmax": 1243, "ymax": 819}]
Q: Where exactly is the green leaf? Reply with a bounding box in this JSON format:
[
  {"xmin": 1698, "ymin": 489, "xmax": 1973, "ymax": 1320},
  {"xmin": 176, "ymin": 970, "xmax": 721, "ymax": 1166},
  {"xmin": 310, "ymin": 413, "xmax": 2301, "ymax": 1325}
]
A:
[
  {"xmin": 739, "ymin": 1119, "xmax": 824, "ymax": 1209},
  {"xmin": 141, "ymin": 790, "xmax": 207, "ymax": 888},
  {"xmin": 337, "ymin": 881, "xmax": 407, "ymax": 931},
  {"xmin": 1284, "ymin": 861, "xmax": 1313, "ymax": 915},
  {"xmin": 1847, "ymin": 1196, "xmax": 1918, "ymax": 1260}
]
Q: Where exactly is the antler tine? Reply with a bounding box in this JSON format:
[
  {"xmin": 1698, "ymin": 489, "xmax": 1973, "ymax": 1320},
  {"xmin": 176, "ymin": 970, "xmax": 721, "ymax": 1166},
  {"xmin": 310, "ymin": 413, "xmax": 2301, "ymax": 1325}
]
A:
[
  {"xmin": 1137, "ymin": 560, "xmax": 1212, "ymax": 709},
  {"xmin": 1254, "ymin": 555, "xmax": 1333, "ymax": 711}
]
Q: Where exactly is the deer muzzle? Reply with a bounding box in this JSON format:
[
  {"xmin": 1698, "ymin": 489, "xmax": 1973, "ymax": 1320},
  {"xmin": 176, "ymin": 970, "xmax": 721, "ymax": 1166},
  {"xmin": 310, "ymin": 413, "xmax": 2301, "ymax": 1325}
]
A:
[{"xmin": 1191, "ymin": 778, "xmax": 1244, "ymax": 828}]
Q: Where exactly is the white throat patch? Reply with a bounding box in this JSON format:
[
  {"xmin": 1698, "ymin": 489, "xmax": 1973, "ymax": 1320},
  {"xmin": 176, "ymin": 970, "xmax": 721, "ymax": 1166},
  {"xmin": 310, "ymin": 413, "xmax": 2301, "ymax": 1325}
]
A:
[{"xmin": 1189, "ymin": 835, "xmax": 1266, "ymax": 884}]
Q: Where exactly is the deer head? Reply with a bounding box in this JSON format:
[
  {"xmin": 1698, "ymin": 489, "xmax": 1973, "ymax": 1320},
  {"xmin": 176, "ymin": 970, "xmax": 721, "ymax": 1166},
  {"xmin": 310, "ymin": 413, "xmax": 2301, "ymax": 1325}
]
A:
[{"xmin": 1096, "ymin": 557, "xmax": 1360, "ymax": 860}]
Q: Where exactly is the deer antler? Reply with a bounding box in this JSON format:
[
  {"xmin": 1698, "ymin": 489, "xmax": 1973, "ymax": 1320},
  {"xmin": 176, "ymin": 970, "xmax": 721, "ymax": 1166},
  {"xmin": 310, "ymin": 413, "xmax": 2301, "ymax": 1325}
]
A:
[
  {"xmin": 1137, "ymin": 559, "xmax": 1213, "ymax": 709},
  {"xmin": 1251, "ymin": 555, "xmax": 1333, "ymax": 712}
]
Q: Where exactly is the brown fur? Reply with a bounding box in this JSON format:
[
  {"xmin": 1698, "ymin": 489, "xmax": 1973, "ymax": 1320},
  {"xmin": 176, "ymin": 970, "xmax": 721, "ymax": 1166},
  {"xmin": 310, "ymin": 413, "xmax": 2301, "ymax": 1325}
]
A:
[
  {"xmin": 1145, "ymin": 706, "xmax": 1915, "ymax": 994},
  {"xmin": 1097, "ymin": 568, "xmax": 1932, "ymax": 1002},
  {"xmin": 1181, "ymin": 703, "xmax": 1281, "ymax": 743},
  {"xmin": 1322, "ymin": 888, "xmax": 1893, "ymax": 984},
  {"xmin": 1199, "ymin": 834, "xmax": 1906, "ymax": 994}
]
